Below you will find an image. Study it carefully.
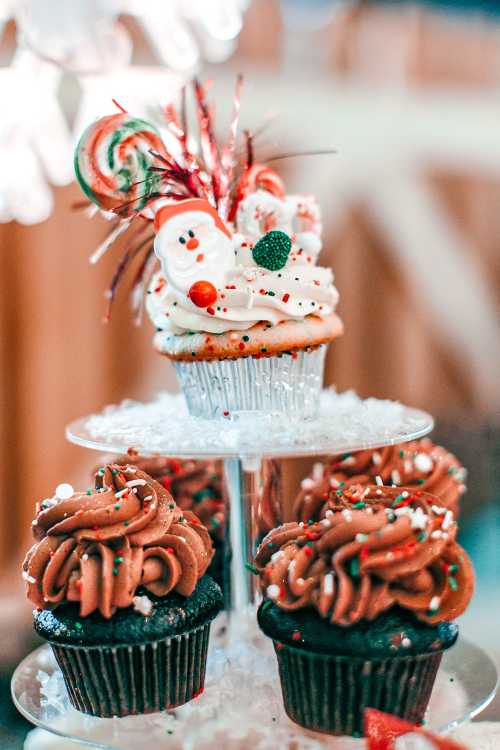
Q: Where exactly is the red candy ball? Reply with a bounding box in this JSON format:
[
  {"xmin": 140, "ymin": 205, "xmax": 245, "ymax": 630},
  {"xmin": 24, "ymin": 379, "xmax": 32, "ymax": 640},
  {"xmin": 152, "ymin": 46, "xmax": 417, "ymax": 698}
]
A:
[{"xmin": 188, "ymin": 280, "xmax": 217, "ymax": 308}]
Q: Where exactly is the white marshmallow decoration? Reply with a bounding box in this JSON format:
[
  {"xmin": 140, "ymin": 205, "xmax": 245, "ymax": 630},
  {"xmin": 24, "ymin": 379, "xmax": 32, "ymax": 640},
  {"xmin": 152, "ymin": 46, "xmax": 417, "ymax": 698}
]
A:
[{"xmin": 153, "ymin": 199, "xmax": 236, "ymax": 294}]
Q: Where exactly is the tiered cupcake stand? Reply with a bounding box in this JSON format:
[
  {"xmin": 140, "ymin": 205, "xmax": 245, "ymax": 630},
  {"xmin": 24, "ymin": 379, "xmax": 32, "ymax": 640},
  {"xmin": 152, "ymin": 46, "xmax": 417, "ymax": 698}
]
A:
[{"xmin": 12, "ymin": 391, "xmax": 498, "ymax": 749}]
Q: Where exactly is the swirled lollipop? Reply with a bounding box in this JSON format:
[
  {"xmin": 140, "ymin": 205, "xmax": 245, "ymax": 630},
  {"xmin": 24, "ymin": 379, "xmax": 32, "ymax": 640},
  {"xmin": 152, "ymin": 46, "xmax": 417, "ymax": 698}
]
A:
[{"xmin": 74, "ymin": 113, "xmax": 166, "ymax": 217}]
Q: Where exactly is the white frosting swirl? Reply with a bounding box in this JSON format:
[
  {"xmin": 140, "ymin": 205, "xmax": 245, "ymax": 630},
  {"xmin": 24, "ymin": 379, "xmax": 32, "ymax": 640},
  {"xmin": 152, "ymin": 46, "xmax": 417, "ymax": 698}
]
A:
[{"xmin": 146, "ymin": 191, "xmax": 339, "ymax": 336}]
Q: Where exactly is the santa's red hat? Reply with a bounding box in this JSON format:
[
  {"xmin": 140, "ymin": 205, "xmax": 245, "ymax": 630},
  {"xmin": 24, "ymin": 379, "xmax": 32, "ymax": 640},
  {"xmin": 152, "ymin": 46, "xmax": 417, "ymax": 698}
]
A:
[{"xmin": 154, "ymin": 198, "xmax": 232, "ymax": 238}]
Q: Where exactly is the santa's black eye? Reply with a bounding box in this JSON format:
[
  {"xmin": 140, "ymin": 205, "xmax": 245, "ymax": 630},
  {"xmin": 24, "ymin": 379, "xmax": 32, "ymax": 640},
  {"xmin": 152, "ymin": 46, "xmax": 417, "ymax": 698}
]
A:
[
  {"xmin": 179, "ymin": 237, "xmax": 186, "ymax": 244},
  {"xmin": 188, "ymin": 230, "xmax": 195, "ymax": 238}
]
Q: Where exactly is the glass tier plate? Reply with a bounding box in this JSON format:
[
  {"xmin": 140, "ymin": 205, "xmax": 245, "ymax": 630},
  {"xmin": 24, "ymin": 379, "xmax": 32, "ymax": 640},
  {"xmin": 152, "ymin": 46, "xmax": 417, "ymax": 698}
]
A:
[
  {"xmin": 12, "ymin": 622, "xmax": 497, "ymax": 750},
  {"xmin": 66, "ymin": 390, "xmax": 434, "ymax": 458}
]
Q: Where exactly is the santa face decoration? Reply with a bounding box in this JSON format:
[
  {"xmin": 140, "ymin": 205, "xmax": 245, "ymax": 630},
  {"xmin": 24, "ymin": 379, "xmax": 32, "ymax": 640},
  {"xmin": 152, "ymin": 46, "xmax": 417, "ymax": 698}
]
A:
[{"xmin": 154, "ymin": 199, "xmax": 235, "ymax": 296}]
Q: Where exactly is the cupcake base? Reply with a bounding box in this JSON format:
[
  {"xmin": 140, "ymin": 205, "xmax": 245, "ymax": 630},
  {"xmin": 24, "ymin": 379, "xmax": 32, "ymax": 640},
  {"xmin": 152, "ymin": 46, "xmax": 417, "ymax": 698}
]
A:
[
  {"xmin": 51, "ymin": 623, "xmax": 210, "ymax": 717},
  {"xmin": 274, "ymin": 641, "xmax": 442, "ymax": 736},
  {"xmin": 34, "ymin": 576, "xmax": 223, "ymax": 718},
  {"xmin": 174, "ymin": 346, "xmax": 327, "ymax": 419}
]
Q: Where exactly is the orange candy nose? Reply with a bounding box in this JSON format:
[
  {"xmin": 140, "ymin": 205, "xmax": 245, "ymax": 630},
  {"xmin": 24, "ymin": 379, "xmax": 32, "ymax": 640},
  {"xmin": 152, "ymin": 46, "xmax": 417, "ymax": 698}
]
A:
[{"xmin": 186, "ymin": 237, "xmax": 199, "ymax": 250}]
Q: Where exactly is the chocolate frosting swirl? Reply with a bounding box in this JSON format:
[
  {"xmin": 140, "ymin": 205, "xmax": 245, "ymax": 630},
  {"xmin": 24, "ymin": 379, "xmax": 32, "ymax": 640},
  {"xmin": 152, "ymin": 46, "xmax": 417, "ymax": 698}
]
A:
[
  {"xmin": 257, "ymin": 485, "xmax": 474, "ymax": 627},
  {"xmin": 108, "ymin": 452, "xmax": 225, "ymax": 541},
  {"xmin": 23, "ymin": 465, "xmax": 213, "ymax": 619},
  {"xmin": 294, "ymin": 439, "xmax": 466, "ymax": 524}
]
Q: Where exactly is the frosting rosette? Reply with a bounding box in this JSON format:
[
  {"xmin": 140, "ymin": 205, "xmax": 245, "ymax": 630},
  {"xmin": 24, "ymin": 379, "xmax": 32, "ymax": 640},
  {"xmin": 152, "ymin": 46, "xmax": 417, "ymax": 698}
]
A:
[
  {"xmin": 108, "ymin": 452, "xmax": 225, "ymax": 541},
  {"xmin": 23, "ymin": 465, "xmax": 213, "ymax": 619},
  {"xmin": 256, "ymin": 485, "xmax": 474, "ymax": 627},
  {"xmin": 294, "ymin": 439, "xmax": 466, "ymax": 523}
]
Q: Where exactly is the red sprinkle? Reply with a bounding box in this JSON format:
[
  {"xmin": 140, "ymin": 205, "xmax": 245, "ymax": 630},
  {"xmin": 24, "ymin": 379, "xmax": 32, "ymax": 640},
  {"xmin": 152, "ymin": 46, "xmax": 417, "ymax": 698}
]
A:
[
  {"xmin": 238, "ymin": 342, "xmax": 245, "ymax": 350},
  {"xmin": 282, "ymin": 293, "xmax": 290, "ymax": 303},
  {"xmin": 292, "ymin": 630, "xmax": 301, "ymax": 641},
  {"xmin": 207, "ymin": 306, "xmax": 215, "ymax": 316}
]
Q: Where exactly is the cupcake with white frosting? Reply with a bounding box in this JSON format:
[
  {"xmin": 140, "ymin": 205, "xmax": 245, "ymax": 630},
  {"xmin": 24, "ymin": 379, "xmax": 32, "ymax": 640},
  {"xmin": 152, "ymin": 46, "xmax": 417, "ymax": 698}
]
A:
[{"xmin": 73, "ymin": 82, "xmax": 343, "ymax": 419}]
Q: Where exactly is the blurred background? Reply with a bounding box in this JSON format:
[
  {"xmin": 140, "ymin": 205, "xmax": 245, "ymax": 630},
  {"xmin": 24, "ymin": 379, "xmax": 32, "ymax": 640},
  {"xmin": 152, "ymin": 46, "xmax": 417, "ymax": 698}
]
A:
[{"xmin": 1, "ymin": 0, "xmax": 500, "ymax": 747}]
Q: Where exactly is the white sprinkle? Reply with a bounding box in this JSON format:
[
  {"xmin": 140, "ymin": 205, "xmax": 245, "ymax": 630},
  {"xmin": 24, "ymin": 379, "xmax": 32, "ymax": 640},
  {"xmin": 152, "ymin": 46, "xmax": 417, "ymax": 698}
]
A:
[
  {"xmin": 431, "ymin": 530, "xmax": 443, "ymax": 539},
  {"xmin": 402, "ymin": 637, "xmax": 412, "ymax": 648},
  {"xmin": 341, "ymin": 456, "xmax": 355, "ymax": 466},
  {"xmin": 22, "ymin": 571, "xmax": 36, "ymax": 584},
  {"xmin": 391, "ymin": 470, "xmax": 401, "ymax": 485},
  {"xmin": 271, "ymin": 550, "xmax": 285, "ymax": 563},
  {"xmin": 125, "ymin": 466, "xmax": 137, "ymax": 473},
  {"xmin": 115, "ymin": 488, "xmax": 130, "ymax": 499},
  {"xmin": 143, "ymin": 494, "xmax": 153, "ymax": 501},
  {"xmin": 456, "ymin": 468, "xmax": 467, "ymax": 482},
  {"xmin": 320, "ymin": 518, "xmax": 331, "ymax": 527},
  {"xmin": 410, "ymin": 507, "xmax": 428, "ymax": 530},
  {"xmin": 133, "ymin": 595, "xmax": 153, "ymax": 617},
  {"xmin": 82, "ymin": 553, "xmax": 89, "ymax": 561},
  {"xmin": 386, "ymin": 552, "xmax": 395, "ymax": 560},
  {"xmin": 401, "ymin": 491, "xmax": 409, "ymax": 499},
  {"xmin": 266, "ymin": 584, "xmax": 280, "ymax": 600},
  {"xmin": 429, "ymin": 596, "xmax": 440, "ymax": 612},
  {"xmin": 297, "ymin": 577, "xmax": 305, "ymax": 586},
  {"xmin": 372, "ymin": 452, "xmax": 382, "ymax": 465},
  {"xmin": 323, "ymin": 573, "xmax": 334, "ymax": 595},
  {"xmin": 376, "ymin": 489, "xmax": 383, "ymax": 496},
  {"xmin": 312, "ymin": 463, "xmax": 324, "ymax": 481},
  {"xmin": 414, "ymin": 453, "xmax": 433, "ymax": 473},
  {"xmin": 288, "ymin": 560, "xmax": 296, "ymax": 582},
  {"xmin": 55, "ymin": 483, "xmax": 74, "ymax": 500},
  {"xmin": 442, "ymin": 510, "xmax": 454, "ymax": 530},
  {"xmin": 126, "ymin": 479, "xmax": 147, "ymax": 488},
  {"xmin": 330, "ymin": 477, "xmax": 340, "ymax": 488},
  {"xmin": 301, "ymin": 478, "xmax": 316, "ymax": 490},
  {"xmin": 229, "ymin": 332, "xmax": 239, "ymax": 341},
  {"xmin": 375, "ymin": 475, "xmax": 384, "ymax": 486},
  {"xmin": 404, "ymin": 460, "xmax": 413, "ymax": 474},
  {"xmin": 31, "ymin": 520, "xmax": 38, "ymax": 526},
  {"xmin": 355, "ymin": 533, "xmax": 368, "ymax": 542},
  {"xmin": 325, "ymin": 509, "xmax": 334, "ymax": 518},
  {"xmin": 431, "ymin": 505, "xmax": 447, "ymax": 516},
  {"xmin": 341, "ymin": 509, "xmax": 352, "ymax": 522}
]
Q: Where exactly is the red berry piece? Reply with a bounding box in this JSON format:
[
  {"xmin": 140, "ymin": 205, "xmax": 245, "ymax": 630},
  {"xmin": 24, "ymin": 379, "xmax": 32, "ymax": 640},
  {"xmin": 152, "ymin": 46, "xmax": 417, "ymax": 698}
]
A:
[{"xmin": 188, "ymin": 280, "xmax": 217, "ymax": 308}]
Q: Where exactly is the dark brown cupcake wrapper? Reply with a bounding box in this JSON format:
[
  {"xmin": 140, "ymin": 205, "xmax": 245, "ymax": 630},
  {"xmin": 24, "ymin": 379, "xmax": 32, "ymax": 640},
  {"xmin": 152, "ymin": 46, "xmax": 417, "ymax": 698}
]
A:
[
  {"xmin": 273, "ymin": 641, "xmax": 443, "ymax": 736},
  {"xmin": 50, "ymin": 623, "xmax": 211, "ymax": 718}
]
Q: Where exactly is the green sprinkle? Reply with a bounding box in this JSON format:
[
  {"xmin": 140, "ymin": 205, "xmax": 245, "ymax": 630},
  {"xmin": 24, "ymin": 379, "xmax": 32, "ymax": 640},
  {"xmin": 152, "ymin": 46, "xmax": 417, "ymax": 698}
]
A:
[
  {"xmin": 349, "ymin": 556, "xmax": 360, "ymax": 578},
  {"xmin": 86, "ymin": 489, "xmax": 92, "ymax": 496},
  {"xmin": 391, "ymin": 493, "xmax": 405, "ymax": 507},
  {"xmin": 112, "ymin": 567, "xmax": 119, "ymax": 576},
  {"xmin": 245, "ymin": 562, "xmax": 259, "ymax": 575},
  {"xmin": 98, "ymin": 469, "xmax": 105, "ymax": 476},
  {"xmin": 448, "ymin": 576, "xmax": 458, "ymax": 591},
  {"xmin": 124, "ymin": 520, "xmax": 129, "ymax": 527},
  {"xmin": 210, "ymin": 517, "xmax": 221, "ymax": 528},
  {"xmin": 114, "ymin": 556, "xmax": 124, "ymax": 564},
  {"xmin": 417, "ymin": 478, "xmax": 425, "ymax": 485},
  {"xmin": 417, "ymin": 532, "xmax": 428, "ymax": 543},
  {"xmin": 262, "ymin": 599, "xmax": 273, "ymax": 612},
  {"xmin": 112, "ymin": 469, "xmax": 119, "ymax": 476},
  {"xmin": 75, "ymin": 622, "xmax": 83, "ymax": 630},
  {"xmin": 352, "ymin": 501, "xmax": 366, "ymax": 509},
  {"xmin": 448, "ymin": 564, "xmax": 458, "ymax": 574},
  {"xmin": 447, "ymin": 467, "xmax": 456, "ymax": 476},
  {"xmin": 242, "ymin": 335, "xmax": 250, "ymax": 342},
  {"xmin": 169, "ymin": 503, "xmax": 175, "ymax": 509},
  {"xmin": 267, "ymin": 290, "xmax": 275, "ymax": 296},
  {"xmin": 115, "ymin": 504, "xmax": 121, "ymax": 510},
  {"xmin": 341, "ymin": 453, "xmax": 351, "ymax": 461},
  {"xmin": 399, "ymin": 450, "xmax": 405, "ymax": 458}
]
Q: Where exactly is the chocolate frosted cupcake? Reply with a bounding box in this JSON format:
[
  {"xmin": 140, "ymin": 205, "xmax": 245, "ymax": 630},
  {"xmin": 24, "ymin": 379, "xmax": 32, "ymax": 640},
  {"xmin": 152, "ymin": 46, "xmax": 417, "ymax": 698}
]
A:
[
  {"xmin": 256, "ymin": 485, "xmax": 474, "ymax": 736},
  {"xmin": 23, "ymin": 464, "xmax": 223, "ymax": 717},
  {"xmin": 294, "ymin": 438, "xmax": 467, "ymax": 524}
]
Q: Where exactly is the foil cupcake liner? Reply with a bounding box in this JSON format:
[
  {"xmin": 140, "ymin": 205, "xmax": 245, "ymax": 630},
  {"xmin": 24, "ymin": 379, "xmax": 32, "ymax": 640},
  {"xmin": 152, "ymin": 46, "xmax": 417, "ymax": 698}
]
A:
[
  {"xmin": 175, "ymin": 346, "xmax": 327, "ymax": 419},
  {"xmin": 50, "ymin": 623, "xmax": 211, "ymax": 718},
  {"xmin": 273, "ymin": 641, "xmax": 442, "ymax": 736}
]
